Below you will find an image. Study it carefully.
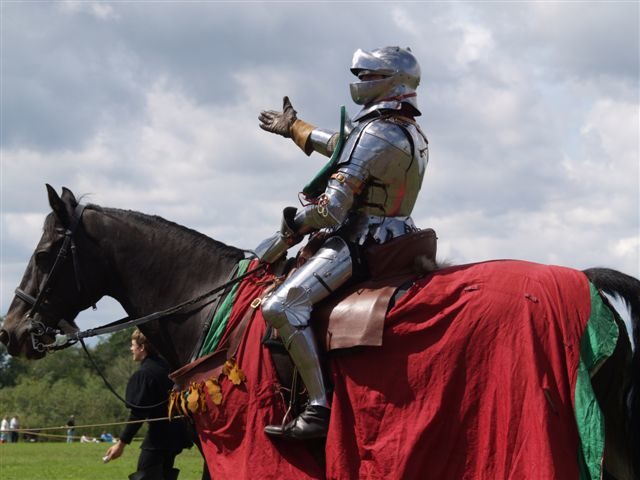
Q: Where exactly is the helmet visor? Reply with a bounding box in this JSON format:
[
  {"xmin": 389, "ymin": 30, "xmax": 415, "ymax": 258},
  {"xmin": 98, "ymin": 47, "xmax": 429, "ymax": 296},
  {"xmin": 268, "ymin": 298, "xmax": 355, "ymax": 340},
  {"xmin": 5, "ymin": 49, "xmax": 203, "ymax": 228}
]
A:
[
  {"xmin": 350, "ymin": 49, "xmax": 395, "ymax": 77},
  {"xmin": 350, "ymin": 77, "xmax": 395, "ymax": 105}
]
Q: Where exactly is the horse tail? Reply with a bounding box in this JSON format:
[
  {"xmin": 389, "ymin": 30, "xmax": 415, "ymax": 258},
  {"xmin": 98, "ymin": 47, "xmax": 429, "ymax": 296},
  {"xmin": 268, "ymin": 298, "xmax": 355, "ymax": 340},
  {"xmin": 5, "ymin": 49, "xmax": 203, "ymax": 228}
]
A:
[{"xmin": 583, "ymin": 267, "xmax": 639, "ymax": 475}]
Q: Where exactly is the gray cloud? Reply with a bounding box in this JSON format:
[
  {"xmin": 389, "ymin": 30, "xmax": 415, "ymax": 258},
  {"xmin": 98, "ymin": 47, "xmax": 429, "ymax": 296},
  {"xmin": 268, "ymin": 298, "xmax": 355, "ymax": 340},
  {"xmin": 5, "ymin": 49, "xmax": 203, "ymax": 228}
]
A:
[{"xmin": 2, "ymin": 1, "xmax": 638, "ymax": 324}]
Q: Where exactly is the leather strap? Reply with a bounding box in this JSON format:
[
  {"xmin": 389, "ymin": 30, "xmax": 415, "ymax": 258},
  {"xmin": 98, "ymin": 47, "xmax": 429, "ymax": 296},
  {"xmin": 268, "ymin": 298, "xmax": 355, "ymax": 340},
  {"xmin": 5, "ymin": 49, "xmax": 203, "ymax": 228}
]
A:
[
  {"xmin": 188, "ymin": 262, "xmax": 241, "ymax": 362},
  {"xmin": 290, "ymin": 119, "xmax": 316, "ymax": 155},
  {"xmin": 226, "ymin": 306, "xmax": 257, "ymax": 360}
]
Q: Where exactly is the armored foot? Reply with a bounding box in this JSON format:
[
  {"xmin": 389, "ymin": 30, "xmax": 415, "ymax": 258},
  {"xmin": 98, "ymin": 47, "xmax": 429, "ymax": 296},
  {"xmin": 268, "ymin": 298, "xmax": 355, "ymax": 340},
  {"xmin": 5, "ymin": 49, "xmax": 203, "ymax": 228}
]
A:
[{"xmin": 265, "ymin": 405, "xmax": 330, "ymax": 440}]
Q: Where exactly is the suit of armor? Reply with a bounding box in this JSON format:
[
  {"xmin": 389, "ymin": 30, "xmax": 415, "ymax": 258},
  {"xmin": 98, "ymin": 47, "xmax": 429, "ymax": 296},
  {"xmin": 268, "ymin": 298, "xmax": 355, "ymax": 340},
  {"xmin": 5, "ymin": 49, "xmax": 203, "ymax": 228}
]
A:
[{"xmin": 256, "ymin": 47, "xmax": 428, "ymax": 439}]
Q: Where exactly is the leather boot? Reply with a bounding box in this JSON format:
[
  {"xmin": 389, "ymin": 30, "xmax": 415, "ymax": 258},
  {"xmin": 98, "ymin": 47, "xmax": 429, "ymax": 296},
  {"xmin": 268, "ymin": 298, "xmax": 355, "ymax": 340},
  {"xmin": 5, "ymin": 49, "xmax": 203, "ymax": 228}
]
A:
[
  {"xmin": 264, "ymin": 404, "xmax": 330, "ymax": 440},
  {"xmin": 165, "ymin": 468, "xmax": 180, "ymax": 480},
  {"xmin": 128, "ymin": 464, "xmax": 164, "ymax": 480}
]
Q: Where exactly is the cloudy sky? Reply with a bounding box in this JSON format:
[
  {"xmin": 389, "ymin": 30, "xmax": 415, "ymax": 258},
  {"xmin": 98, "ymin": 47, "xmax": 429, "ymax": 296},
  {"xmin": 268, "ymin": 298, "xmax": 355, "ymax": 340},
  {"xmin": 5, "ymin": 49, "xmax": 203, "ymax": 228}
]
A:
[{"xmin": 1, "ymin": 1, "xmax": 639, "ymax": 330}]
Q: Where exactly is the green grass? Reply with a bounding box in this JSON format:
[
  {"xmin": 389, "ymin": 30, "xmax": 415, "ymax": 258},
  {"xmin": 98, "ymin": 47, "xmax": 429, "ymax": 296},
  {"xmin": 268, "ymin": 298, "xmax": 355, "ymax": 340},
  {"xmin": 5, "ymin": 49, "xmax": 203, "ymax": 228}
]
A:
[{"xmin": 0, "ymin": 441, "xmax": 205, "ymax": 480}]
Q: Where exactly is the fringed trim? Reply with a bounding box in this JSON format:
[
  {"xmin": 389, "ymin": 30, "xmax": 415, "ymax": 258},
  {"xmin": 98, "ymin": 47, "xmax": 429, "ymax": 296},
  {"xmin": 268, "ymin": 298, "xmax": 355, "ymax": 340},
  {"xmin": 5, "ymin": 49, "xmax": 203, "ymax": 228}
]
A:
[{"xmin": 168, "ymin": 358, "xmax": 247, "ymax": 419}]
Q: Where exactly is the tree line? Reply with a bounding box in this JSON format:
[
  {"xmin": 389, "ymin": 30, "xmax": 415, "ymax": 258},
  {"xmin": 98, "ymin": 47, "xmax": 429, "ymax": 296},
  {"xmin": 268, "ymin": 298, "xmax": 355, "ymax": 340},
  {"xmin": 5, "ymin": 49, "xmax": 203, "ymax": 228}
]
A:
[{"xmin": 0, "ymin": 321, "xmax": 139, "ymax": 441}]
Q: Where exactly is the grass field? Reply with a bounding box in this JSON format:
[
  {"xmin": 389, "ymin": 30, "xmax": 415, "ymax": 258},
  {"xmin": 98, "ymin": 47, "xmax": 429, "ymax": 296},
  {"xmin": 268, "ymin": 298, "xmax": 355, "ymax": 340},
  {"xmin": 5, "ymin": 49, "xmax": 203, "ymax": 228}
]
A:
[{"xmin": 0, "ymin": 441, "xmax": 205, "ymax": 480}]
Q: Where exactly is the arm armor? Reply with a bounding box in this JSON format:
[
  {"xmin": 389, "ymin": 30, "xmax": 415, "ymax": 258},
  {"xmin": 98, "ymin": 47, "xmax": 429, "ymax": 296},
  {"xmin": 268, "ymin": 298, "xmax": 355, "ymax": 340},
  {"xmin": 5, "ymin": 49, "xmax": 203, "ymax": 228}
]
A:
[
  {"xmin": 309, "ymin": 129, "xmax": 340, "ymax": 157},
  {"xmin": 290, "ymin": 119, "xmax": 339, "ymax": 158},
  {"xmin": 290, "ymin": 111, "xmax": 354, "ymax": 157},
  {"xmin": 293, "ymin": 174, "xmax": 360, "ymax": 234},
  {"xmin": 254, "ymin": 207, "xmax": 303, "ymax": 263}
]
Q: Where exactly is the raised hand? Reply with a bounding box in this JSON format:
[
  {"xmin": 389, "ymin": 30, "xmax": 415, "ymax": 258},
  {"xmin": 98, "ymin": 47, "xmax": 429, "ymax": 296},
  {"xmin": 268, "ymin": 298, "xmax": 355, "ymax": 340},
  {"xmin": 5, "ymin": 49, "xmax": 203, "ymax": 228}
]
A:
[{"xmin": 259, "ymin": 96, "xmax": 298, "ymax": 138}]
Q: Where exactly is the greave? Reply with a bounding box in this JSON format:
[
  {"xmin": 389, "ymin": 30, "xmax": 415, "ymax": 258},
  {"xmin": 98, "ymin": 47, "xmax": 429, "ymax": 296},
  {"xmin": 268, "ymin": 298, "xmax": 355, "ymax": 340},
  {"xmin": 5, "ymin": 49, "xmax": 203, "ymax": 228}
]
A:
[
  {"xmin": 261, "ymin": 236, "xmax": 352, "ymax": 408},
  {"xmin": 278, "ymin": 322, "xmax": 328, "ymax": 407}
]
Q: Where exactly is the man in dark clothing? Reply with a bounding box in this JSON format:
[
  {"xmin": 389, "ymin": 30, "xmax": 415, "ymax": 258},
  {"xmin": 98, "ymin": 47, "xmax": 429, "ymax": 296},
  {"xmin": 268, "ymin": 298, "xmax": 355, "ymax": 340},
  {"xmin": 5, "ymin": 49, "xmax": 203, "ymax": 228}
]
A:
[
  {"xmin": 104, "ymin": 329, "xmax": 192, "ymax": 480},
  {"xmin": 66, "ymin": 415, "xmax": 76, "ymax": 443}
]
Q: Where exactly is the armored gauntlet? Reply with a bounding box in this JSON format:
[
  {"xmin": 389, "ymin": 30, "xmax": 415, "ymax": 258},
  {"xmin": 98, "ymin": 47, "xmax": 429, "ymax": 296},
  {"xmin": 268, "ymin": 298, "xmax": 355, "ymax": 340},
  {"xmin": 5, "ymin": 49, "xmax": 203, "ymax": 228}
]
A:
[{"xmin": 254, "ymin": 207, "xmax": 303, "ymax": 264}]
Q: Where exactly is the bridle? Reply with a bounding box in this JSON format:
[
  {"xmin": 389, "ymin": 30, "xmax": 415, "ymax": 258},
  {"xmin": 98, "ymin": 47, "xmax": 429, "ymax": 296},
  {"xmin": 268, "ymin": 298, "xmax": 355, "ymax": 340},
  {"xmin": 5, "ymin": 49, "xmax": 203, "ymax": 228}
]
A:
[
  {"xmin": 14, "ymin": 203, "xmax": 92, "ymax": 353},
  {"xmin": 10, "ymin": 202, "xmax": 268, "ymax": 412},
  {"xmin": 13, "ymin": 203, "xmax": 265, "ymax": 354}
]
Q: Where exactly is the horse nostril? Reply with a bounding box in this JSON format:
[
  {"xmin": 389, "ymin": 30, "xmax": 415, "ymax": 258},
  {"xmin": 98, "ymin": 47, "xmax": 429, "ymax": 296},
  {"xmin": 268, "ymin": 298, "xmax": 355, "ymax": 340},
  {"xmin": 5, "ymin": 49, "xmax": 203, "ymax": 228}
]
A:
[{"xmin": 0, "ymin": 329, "xmax": 9, "ymax": 346}]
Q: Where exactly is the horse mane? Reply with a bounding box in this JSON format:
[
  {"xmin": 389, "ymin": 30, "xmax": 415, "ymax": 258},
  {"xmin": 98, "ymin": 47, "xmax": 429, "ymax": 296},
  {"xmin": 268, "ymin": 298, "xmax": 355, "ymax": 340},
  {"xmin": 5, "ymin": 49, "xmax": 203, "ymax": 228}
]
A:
[{"xmin": 87, "ymin": 204, "xmax": 245, "ymax": 260}]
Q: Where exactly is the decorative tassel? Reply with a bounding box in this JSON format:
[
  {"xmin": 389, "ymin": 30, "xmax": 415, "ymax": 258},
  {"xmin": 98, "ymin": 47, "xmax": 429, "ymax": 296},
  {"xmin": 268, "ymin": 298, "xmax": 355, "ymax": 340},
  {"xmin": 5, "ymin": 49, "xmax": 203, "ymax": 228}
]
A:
[
  {"xmin": 223, "ymin": 358, "xmax": 247, "ymax": 385},
  {"xmin": 205, "ymin": 378, "xmax": 223, "ymax": 405}
]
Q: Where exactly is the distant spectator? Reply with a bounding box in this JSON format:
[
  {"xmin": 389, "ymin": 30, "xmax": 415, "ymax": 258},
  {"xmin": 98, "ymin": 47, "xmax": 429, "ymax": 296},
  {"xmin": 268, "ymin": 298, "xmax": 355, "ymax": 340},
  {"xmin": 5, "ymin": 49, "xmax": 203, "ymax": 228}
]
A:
[
  {"xmin": 81, "ymin": 434, "xmax": 99, "ymax": 443},
  {"xmin": 66, "ymin": 415, "xmax": 76, "ymax": 443},
  {"xmin": 23, "ymin": 429, "xmax": 39, "ymax": 443},
  {"xmin": 0, "ymin": 416, "xmax": 8, "ymax": 443},
  {"xmin": 100, "ymin": 431, "xmax": 114, "ymax": 443},
  {"xmin": 9, "ymin": 415, "xmax": 19, "ymax": 443}
]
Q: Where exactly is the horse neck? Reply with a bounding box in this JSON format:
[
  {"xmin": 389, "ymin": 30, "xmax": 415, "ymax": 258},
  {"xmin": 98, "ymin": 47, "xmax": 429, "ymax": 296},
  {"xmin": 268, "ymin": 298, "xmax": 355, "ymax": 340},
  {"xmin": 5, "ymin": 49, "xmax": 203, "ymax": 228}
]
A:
[{"xmin": 86, "ymin": 206, "xmax": 244, "ymax": 368}]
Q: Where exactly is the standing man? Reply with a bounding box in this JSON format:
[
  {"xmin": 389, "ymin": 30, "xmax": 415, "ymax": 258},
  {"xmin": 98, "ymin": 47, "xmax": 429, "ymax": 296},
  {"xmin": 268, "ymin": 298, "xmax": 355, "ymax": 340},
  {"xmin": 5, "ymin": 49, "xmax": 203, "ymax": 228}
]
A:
[
  {"xmin": 9, "ymin": 415, "xmax": 19, "ymax": 443},
  {"xmin": 104, "ymin": 329, "xmax": 192, "ymax": 480},
  {"xmin": 66, "ymin": 415, "xmax": 76, "ymax": 443},
  {"xmin": 0, "ymin": 416, "xmax": 8, "ymax": 443},
  {"xmin": 256, "ymin": 46, "xmax": 429, "ymax": 439}
]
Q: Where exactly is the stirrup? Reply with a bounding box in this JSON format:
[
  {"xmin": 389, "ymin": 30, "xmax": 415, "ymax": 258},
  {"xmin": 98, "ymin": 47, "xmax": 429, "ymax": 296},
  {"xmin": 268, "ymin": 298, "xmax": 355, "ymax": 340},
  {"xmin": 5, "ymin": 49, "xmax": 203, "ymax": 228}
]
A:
[{"xmin": 264, "ymin": 404, "xmax": 330, "ymax": 440}]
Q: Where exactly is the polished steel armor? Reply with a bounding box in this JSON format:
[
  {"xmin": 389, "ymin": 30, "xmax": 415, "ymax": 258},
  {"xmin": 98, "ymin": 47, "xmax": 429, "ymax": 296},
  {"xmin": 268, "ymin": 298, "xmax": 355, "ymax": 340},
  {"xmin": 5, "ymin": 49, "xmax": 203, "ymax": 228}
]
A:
[
  {"xmin": 288, "ymin": 115, "xmax": 428, "ymax": 244},
  {"xmin": 256, "ymin": 46, "xmax": 428, "ymax": 439},
  {"xmin": 308, "ymin": 128, "xmax": 337, "ymax": 157},
  {"xmin": 350, "ymin": 46, "xmax": 421, "ymax": 115},
  {"xmin": 261, "ymin": 237, "xmax": 352, "ymax": 408}
]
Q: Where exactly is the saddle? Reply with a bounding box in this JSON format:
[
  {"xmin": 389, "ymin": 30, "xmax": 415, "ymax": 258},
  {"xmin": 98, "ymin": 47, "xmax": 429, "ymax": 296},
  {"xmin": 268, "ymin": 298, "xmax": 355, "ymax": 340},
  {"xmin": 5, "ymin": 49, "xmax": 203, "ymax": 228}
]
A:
[{"xmin": 313, "ymin": 228, "xmax": 438, "ymax": 352}]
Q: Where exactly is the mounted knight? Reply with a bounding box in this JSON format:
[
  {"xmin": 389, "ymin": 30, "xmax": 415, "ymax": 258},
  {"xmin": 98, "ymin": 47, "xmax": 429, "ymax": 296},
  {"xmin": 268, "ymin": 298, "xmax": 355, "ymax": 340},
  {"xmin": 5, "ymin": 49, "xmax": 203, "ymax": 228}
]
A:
[{"xmin": 255, "ymin": 46, "xmax": 430, "ymax": 439}]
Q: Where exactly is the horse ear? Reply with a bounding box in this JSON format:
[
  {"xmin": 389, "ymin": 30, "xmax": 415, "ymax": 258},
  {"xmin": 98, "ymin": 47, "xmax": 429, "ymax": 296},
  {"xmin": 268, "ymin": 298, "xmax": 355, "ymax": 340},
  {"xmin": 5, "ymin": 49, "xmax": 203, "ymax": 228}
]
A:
[
  {"xmin": 46, "ymin": 184, "xmax": 69, "ymax": 226},
  {"xmin": 61, "ymin": 187, "xmax": 78, "ymax": 207}
]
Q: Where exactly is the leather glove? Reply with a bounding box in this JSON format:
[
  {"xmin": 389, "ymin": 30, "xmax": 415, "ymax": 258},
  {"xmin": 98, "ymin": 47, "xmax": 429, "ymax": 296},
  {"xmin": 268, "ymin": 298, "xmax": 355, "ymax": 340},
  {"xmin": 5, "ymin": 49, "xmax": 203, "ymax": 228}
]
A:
[
  {"xmin": 281, "ymin": 206, "xmax": 299, "ymax": 238},
  {"xmin": 259, "ymin": 96, "xmax": 297, "ymax": 138}
]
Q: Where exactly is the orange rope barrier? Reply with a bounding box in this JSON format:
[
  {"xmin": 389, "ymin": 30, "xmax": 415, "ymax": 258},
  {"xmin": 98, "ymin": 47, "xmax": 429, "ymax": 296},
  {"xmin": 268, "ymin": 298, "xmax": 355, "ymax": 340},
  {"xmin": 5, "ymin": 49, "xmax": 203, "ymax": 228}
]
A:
[
  {"xmin": 6, "ymin": 415, "xmax": 185, "ymax": 433},
  {"xmin": 8, "ymin": 431, "xmax": 143, "ymax": 442}
]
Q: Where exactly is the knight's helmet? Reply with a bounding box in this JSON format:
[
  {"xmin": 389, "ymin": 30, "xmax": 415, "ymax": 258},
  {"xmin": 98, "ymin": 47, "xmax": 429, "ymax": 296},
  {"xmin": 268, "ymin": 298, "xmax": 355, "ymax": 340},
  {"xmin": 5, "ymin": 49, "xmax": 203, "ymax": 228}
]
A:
[{"xmin": 349, "ymin": 46, "xmax": 421, "ymax": 115}]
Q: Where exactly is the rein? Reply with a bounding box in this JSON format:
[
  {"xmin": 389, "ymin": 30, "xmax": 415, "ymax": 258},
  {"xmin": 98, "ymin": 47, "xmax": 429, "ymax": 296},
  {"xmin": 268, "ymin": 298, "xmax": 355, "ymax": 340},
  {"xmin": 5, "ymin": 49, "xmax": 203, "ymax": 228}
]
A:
[
  {"xmin": 66, "ymin": 262, "xmax": 265, "ymax": 345},
  {"xmin": 23, "ymin": 260, "xmax": 265, "ymax": 352}
]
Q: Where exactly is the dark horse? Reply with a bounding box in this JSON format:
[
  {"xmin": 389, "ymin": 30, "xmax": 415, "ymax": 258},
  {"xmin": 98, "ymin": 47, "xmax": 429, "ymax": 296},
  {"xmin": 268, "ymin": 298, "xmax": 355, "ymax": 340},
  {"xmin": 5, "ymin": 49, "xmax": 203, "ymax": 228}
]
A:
[{"xmin": 2, "ymin": 186, "xmax": 639, "ymax": 480}]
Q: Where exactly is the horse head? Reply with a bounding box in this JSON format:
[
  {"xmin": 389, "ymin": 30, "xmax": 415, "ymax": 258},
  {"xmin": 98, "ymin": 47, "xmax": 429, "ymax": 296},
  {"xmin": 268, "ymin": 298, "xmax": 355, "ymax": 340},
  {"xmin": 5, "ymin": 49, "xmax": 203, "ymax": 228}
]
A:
[{"xmin": 1, "ymin": 185, "xmax": 108, "ymax": 358}]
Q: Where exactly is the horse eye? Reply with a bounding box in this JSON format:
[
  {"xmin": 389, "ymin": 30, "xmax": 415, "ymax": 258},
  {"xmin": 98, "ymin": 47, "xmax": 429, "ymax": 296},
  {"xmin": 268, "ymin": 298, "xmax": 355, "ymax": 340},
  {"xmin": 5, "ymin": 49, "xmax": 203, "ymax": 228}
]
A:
[{"xmin": 35, "ymin": 251, "xmax": 53, "ymax": 270}]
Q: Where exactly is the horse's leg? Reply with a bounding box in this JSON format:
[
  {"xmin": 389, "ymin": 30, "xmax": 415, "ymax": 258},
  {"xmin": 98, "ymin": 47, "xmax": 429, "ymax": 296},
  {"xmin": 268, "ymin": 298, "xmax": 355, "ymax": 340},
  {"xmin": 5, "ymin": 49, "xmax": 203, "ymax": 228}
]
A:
[{"xmin": 201, "ymin": 463, "xmax": 210, "ymax": 480}]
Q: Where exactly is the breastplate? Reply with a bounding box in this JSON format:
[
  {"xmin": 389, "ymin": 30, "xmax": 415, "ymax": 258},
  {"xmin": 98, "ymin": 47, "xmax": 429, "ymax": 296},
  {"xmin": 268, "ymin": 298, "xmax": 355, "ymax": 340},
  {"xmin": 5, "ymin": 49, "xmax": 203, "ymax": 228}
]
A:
[{"xmin": 336, "ymin": 116, "xmax": 429, "ymax": 243}]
